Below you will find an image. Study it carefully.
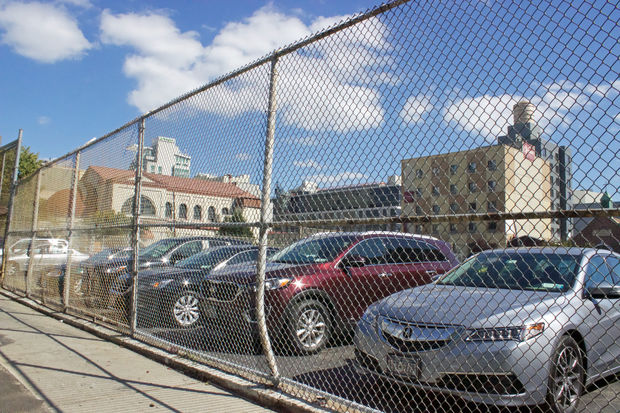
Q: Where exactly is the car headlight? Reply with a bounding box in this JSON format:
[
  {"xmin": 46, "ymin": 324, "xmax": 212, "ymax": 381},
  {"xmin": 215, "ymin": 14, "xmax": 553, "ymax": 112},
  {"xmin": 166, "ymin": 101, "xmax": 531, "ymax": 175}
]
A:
[
  {"xmin": 360, "ymin": 303, "xmax": 381, "ymax": 325},
  {"xmin": 151, "ymin": 279, "xmax": 174, "ymax": 289},
  {"xmin": 255, "ymin": 278, "xmax": 292, "ymax": 291},
  {"xmin": 106, "ymin": 265, "xmax": 127, "ymax": 274},
  {"xmin": 465, "ymin": 323, "xmax": 544, "ymax": 342}
]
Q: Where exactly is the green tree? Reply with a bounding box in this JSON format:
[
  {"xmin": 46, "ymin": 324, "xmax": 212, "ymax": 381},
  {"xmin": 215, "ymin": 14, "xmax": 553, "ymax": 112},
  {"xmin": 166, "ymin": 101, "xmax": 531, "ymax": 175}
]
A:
[
  {"xmin": 18, "ymin": 146, "xmax": 44, "ymax": 179},
  {"xmin": 219, "ymin": 208, "xmax": 254, "ymax": 241}
]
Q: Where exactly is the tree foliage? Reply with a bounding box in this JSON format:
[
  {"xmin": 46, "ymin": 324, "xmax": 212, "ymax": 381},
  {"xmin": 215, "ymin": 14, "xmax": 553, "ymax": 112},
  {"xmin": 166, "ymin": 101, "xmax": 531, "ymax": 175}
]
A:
[{"xmin": 218, "ymin": 208, "xmax": 254, "ymax": 240}]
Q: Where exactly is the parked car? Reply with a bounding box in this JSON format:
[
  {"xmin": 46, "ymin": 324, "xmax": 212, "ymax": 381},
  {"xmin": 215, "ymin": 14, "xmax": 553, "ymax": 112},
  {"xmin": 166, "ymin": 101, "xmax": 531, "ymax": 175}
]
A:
[
  {"xmin": 5, "ymin": 238, "xmax": 89, "ymax": 279},
  {"xmin": 202, "ymin": 232, "xmax": 459, "ymax": 354},
  {"xmin": 113, "ymin": 245, "xmax": 279, "ymax": 328},
  {"xmin": 83, "ymin": 236, "xmax": 250, "ymax": 308},
  {"xmin": 43, "ymin": 247, "xmax": 133, "ymax": 297},
  {"xmin": 353, "ymin": 247, "xmax": 620, "ymax": 412}
]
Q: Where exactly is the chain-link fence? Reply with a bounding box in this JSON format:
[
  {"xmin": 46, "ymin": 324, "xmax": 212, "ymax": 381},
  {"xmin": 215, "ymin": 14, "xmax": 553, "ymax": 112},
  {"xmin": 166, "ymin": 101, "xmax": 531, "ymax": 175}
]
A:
[{"xmin": 2, "ymin": 0, "xmax": 620, "ymax": 411}]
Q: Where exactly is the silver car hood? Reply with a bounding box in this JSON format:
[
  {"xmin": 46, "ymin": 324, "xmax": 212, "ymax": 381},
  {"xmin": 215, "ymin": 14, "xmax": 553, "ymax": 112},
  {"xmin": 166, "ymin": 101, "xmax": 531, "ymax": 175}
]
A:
[{"xmin": 378, "ymin": 284, "xmax": 569, "ymax": 328}]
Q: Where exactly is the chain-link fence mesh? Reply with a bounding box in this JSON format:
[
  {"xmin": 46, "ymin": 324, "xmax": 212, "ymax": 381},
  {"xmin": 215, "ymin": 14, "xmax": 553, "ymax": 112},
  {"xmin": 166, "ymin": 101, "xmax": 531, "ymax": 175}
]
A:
[{"xmin": 2, "ymin": 0, "xmax": 619, "ymax": 411}]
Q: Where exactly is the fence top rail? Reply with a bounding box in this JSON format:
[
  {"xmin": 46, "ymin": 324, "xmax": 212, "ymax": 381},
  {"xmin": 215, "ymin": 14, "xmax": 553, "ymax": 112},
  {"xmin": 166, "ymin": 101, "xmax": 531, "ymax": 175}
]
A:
[{"xmin": 17, "ymin": 0, "xmax": 408, "ymax": 180}]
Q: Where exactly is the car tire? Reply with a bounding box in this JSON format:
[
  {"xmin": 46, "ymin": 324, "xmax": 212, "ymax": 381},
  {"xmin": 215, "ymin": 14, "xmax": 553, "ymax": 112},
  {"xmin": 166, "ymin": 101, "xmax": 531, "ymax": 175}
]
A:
[
  {"xmin": 171, "ymin": 290, "xmax": 201, "ymax": 328},
  {"xmin": 546, "ymin": 335, "xmax": 585, "ymax": 413},
  {"xmin": 285, "ymin": 299, "xmax": 331, "ymax": 355}
]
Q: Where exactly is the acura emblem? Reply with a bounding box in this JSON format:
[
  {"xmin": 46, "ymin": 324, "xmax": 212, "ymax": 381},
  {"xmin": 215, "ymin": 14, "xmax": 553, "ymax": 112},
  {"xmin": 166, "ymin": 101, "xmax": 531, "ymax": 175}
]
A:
[{"xmin": 402, "ymin": 326, "xmax": 413, "ymax": 339}]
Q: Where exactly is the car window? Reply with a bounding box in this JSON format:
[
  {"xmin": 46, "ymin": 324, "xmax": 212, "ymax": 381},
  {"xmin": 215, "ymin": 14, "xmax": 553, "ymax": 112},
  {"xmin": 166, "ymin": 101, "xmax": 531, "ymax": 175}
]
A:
[
  {"xmin": 173, "ymin": 241, "xmax": 202, "ymax": 260},
  {"xmin": 605, "ymin": 256, "xmax": 620, "ymax": 284},
  {"xmin": 10, "ymin": 240, "xmax": 30, "ymax": 254},
  {"xmin": 585, "ymin": 255, "xmax": 614, "ymax": 287},
  {"xmin": 347, "ymin": 238, "xmax": 388, "ymax": 265},
  {"xmin": 228, "ymin": 250, "xmax": 257, "ymax": 265},
  {"xmin": 383, "ymin": 238, "xmax": 447, "ymax": 263}
]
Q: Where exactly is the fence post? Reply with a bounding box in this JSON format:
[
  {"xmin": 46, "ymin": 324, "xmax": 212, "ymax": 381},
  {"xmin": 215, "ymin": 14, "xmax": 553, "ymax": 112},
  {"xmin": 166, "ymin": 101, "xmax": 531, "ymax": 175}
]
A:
[
  {"xmin": 1, "ymin": 131, "xmax": 22, "ymax": 287},
  {"xmin": 63, "ymin": 151, "xmax": 81, "ymax": 310},
  {"xmin": 25, "ymin": 169, "xmax": 42, "ymax": 298},
  {"xmin": 257, "ymin": 54, "xmax": 280, "ymax": 383},
  {"xmin": 130, "ymin": 119, "xmax": 145, "ymax": 335}
]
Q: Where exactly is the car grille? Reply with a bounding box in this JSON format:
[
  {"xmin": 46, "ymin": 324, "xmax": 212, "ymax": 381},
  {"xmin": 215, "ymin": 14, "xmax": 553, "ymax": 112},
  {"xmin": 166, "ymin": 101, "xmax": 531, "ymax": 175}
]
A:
[
  {"xmin": 380, "ymin": 318, "xmax": 457, "ymax": 353},
  {"xmin": 203, "ymin": 281, "xmax": 240, "ymax": 302}
]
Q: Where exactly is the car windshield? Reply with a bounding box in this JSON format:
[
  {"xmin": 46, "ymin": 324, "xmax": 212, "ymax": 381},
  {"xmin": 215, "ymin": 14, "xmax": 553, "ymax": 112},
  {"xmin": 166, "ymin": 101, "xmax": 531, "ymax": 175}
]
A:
[
  {"xmin": 175, "ymin": 248, "xmax": 242, "ymax": 270},
  {"xmin": 90, "ymin": 248, "xmax": 131, "ymax": 260},
  {"xmin": 269, "ymin": 235, "xmax": 358, "ymax": 264},
  {"xmin": 139, "ymin": 239, "xmax": 180, "ymax": 260},
  {"xmin": 436, "ymin": 251, "xmax": 581, "ymax": 292}
]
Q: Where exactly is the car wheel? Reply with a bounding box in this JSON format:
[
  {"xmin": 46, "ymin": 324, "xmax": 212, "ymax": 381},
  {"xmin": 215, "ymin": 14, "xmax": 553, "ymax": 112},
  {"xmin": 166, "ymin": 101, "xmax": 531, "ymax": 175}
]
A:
[
  {"xmin": 546, "ymin": 335, "xmax": 585, "ymax": 413},
  {"xmin": 6, "ymin": 262, "xmax": 18, "ymax": 277},
  {"xmin": 171, "ymin": 291, "xmax": 201, "ymax": 328},
  {"xmin": 286, "ymin": 299, "xmax": 331, "ymax": 355}
]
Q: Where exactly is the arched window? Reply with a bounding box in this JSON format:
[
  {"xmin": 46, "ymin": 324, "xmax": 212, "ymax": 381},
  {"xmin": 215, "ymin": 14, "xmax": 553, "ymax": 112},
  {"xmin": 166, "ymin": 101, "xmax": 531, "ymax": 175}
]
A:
[
  {"xmin": 179, "ymin": 204, "xmax": 187, "ymax": 219},
  {"xmin": 193, "ymin": 205, "xmax": 202, "ymax": 220},
  {"xmin": 165, "ymin": 202, "xmax": 173, "ymax": 218},
  {"xmin": 221, "ymin": 207, "xmax": 229, "ymax": 216},
  {"xmin": 208, "ymin": 206, "xmax": 216, "ymax": 222},
  {"xmin": 121, "ymin": 196, "xmax": 156, "ymax": 216}
]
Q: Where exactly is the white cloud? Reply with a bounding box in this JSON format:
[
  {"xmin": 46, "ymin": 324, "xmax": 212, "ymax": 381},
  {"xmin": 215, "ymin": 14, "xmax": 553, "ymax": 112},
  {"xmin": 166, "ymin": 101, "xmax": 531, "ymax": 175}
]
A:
[
  {"xmin": 100, "ymin": 6, "xmax": 392, "ymax": 132},
  {"xmin": 304, "ymin": 172, "xmax": 368, "ymax": 186},
  {"xmin": 400, "ymin": 95, "xmax": 433, "ymax": 125},
  {"xmin": 290, "ymin": 136, "xmax": 319, "ymax": 146},
  {"xmin": 37, "ymin": 116, "xmax": 51, "ymax": 125},
  {"xmin": 443, "ymin": 80, "xmax": 620, "ymax": 141},
  {"xmin": 293, "ymin": 159, "xmax": 322, "ymax": 169},
  {"xmin": 0, "ymin": 1, "xmax": 91, "ymax": 63},
  {"xmin": 236, "ymin": 152, "xmax": 251, "ymax": 161}
]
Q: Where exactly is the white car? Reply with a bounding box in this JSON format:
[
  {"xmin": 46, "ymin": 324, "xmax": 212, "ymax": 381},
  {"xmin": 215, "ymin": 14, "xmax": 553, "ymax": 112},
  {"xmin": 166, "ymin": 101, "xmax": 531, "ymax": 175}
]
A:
[{"xmin": 5, "ymin": 238, "xmax": 89, "ymax": 277}]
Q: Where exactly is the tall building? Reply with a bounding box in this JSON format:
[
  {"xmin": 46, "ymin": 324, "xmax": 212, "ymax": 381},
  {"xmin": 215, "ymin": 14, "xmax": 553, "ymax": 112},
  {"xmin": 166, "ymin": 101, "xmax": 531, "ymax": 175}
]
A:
[
  {"xmin": 401, "ymin": 144, "xmax": 552, "ymax": 259},
  {"xmin": 273, "ymin": 175, "xmax": 402, "ymax": 232},
  {"xmin": 498, "ymin": 101, "xmax": 572, "ymax": 240},
  {"xmin": 130, "ymin": 137, "xmax": 191, "ymax": 178}
]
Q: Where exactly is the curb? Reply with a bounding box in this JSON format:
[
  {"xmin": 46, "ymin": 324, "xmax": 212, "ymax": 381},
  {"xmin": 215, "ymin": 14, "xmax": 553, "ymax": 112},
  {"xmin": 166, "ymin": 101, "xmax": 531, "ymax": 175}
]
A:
[{"xmin": 0, "ymin": 288, "xmax": 330, "ymax": 413}]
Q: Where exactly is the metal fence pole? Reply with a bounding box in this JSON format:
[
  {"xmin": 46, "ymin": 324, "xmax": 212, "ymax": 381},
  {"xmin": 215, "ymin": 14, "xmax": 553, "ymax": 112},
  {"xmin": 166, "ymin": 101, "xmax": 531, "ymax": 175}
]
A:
[
  {"xmin": 130, "ymin": 119, "xmax": 145, "ymax": 335},
  {"xmin": 25, "ymin": 169, "xmax": 42, "ymax": 298},
  {"xmin": 257, "ymin": 54, "xmax": 280, "ymax": 383},
  {"xmin": 1, "ymin": 131, "xmax": 22, "ymax": 287},
  {"xmin": 63, "ymin": 151, "xmax": 81, "ymax": 310}
]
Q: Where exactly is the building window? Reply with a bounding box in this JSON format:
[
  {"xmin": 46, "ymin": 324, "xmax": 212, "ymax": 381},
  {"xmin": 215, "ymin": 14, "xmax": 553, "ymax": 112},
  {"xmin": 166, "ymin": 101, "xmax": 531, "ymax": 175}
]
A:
[
  {"xmin": 432, "ymin": 167, "xmax": 440, "ymax": 177},
  {"xmin": 550, "ymin": 189, "xmax": 555, "ymax": 197},
  {"xmin": 468, "ymin": 182, "xmax": 478, "ymax": 193},
  {"xmin": 208, "ymin": 206, "xmax": 216, "ymax": 222},
  {"xmin": 488, "ymin": 221, "xmax": 498, "ymax": 232},
  {"xmin": 432, "ymin": 205, "xmax": 440, "ymax": 214},
  {"xmin": 432, "ymin": 224, "xmax": 439, "ymax": 234},
  {"xmin": 158, "ymin": 166, "xmax": 162, "ymax": 174},
  {"xmin": 415, "ymin": 206, "xmax": 422, "ymax": 215},
  {"xmin": 468, "ymin": 162, "xmax": 477, "ymax": 173},
  {"xmin": 416, "ymin": 188, "xmax": 423, "ymax": 198},
  {"xmin": 432, "ymin": 186, "xmax": 440, "ymax": 196},
  {"xmin": 416, "ymin": 169, "xmax": 424, "ymax": 179},
  {"xmin": 450, "ymin": 203, "xmax": 459, "ymax": 213},
  {"xmin": 179, "ymin": 204, "xmax": 187, "ymax": 219},
  {"xmin": 487, "ymin": 201, "xmax": 498, "ymax": 212},
  {"xmin": 150, "ymin": 165, "xmax": 155, "ymax": 172},
  {"xmin": 469, "ymin": 202, "xmax": 477, "ymax": 213},
  {"xmin": 193, "ymin": 205, "xmax": 202, "ymax": 220},
  {"xmin": 550, "ymin": 176, "xmax": 555, "ymax": 185},
  {"xmin": 415, "ymin": 224, "xmax": 423, "ymax": 233},
  {"xmin": 221, "ymin": 207, "xmax": 229, "ymax": 216},
  {"xmin": 450, "ymin": 164, "xmax": 458, "ymax": 175},
  {"xmin": 449, "ymin": 223, "xmax": 457, "ymax": 233},
  {"xmin": 121, "ymin": 196, "xmax": 156, "ymax": 216},
  {"xmin": 450, "ymin": 184, "xmax": 457, "ymax": 195},
  {"xmin": 487, "ymin": 160, "xmax": 497, "ymax": 171},
  {"xmin": 488, "ymin": 180, "xmax": 497, "ymax": 192},
  {"xmin": 468, "ymin": 222, "xmax": 477, "ymax": 233},
  {"xmin": 165, "ymin": 202, "xmax": 172, "ymax": 218}
]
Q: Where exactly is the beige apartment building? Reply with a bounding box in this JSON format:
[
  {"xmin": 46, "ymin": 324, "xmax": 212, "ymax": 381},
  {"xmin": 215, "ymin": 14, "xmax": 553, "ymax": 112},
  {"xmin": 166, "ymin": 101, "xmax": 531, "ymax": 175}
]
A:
[{"xmin": 401, "ymin": 144, "xmax": 552, "ymax": 258}]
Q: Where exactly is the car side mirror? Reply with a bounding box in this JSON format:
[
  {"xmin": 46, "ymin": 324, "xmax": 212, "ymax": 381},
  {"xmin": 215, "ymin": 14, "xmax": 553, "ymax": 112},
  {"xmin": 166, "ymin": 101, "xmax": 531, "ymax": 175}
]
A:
[
  {"xmin": 341, "ymin": 255, "xmax": 367, "ymax": 268},
  {"xmin": 586, "ymin": 282, "xmax": 620, "ymax": 299}
]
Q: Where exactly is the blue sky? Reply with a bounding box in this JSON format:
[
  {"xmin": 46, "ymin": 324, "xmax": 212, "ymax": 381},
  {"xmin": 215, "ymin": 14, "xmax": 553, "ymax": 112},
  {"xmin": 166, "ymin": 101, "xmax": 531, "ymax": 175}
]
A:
[{"xmin": 0, "ymin": 0, "xmax": 618, "ymax": 199}]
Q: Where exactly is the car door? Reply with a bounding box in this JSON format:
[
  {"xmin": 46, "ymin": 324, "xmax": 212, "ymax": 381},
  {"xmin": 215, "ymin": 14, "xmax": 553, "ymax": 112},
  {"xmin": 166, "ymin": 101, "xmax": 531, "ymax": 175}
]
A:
[
  {"xmin": 582, "ymin": 254, "xmax": 620, "ymax": 376},
  {"xmin": 338, "ymin": 237, "xmax": 394, "ymax": 320}
]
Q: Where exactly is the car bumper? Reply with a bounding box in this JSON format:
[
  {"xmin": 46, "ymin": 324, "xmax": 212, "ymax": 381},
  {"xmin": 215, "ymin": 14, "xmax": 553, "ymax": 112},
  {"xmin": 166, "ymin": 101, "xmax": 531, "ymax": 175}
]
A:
[{"xmin": 353, "ymin": 317, "xmax": 551, "ymax": 406}]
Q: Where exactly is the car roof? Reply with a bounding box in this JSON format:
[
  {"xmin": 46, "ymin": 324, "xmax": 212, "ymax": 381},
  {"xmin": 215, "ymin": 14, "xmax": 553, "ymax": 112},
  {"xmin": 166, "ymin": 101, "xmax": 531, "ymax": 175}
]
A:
[
  {"xmin": 482, "ymin": 247, "xmax": 618, "ymax": 256},
  {"xmin": 307, "ymin": 231, "xmax": 442, "ymax": 242}
]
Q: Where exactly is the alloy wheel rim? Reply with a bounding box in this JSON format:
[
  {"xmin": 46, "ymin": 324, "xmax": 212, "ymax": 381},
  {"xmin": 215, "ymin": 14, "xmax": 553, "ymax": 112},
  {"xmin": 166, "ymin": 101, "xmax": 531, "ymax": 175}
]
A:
[
  {"xmin": 553, "ymin": 346, "xmax": 581, "ymax": 409},
  {"xmin": 296, "ymin": 308, "xmax": 326, "ymax": 349},
  {"xmin": 173, "ymin": 294, "xmax": 200, "ymax": 326}
]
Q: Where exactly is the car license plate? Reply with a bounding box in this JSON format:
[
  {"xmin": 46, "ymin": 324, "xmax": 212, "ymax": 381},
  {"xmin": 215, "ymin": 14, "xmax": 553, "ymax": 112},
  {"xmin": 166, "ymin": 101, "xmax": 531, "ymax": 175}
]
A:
[{"xmin": 386, "ymin": 354, "xmax": 420, "ymax": 379}]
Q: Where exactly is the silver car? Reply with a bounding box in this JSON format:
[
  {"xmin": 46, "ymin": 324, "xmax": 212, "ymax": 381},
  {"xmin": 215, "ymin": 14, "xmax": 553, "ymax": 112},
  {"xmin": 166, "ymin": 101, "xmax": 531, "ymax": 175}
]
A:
[{"xmin": 354, "ymin": 247, "xmax": 620, "ymax": 412}]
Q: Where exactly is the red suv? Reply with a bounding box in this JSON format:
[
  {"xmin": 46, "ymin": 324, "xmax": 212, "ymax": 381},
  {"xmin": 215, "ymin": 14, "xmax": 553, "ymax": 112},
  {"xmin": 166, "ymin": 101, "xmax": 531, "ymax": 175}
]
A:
[{"xmin": 202, "ymin": 232, "xmax": 459, "ymax": 354}]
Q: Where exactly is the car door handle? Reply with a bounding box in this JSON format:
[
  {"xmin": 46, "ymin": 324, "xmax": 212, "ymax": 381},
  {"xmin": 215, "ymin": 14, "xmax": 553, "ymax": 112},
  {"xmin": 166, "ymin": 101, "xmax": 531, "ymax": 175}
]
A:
[
  {"xmin": 378, "ymin": 272, "xmax": 393, "ymax": 278},
  {"xmin": 426, "ymin": 270, "xmax": 437, "ymax": 275}
]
